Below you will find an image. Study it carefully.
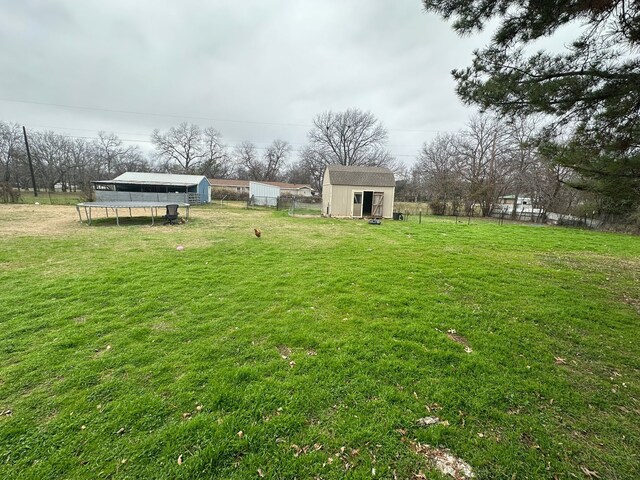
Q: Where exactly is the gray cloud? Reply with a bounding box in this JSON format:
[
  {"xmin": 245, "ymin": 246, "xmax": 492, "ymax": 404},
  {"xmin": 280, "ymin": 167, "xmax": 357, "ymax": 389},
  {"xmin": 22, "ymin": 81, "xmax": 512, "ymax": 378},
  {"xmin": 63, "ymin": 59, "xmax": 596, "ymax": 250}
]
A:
[{"xmin": 0, "ymin": 0, "xmax": 500, "ymax": 163}]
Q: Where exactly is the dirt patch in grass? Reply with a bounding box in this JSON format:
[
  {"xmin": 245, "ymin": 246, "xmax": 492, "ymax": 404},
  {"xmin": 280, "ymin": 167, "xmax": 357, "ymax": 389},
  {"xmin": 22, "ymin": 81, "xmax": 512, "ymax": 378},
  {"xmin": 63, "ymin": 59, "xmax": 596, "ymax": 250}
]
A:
[
  {"xmin": 447, "ymin": 332, "xmax": 470, "ymax": 348},
  {"xmin": 0, "ymin": 204, "xmax": 81, "ymax": 237},
  {"xmin": 277, "ymin": 345, "xmax": 292, "ymax": 359},
  {"xmin": 621, "ymin": 293, "xmax": 640, "ymax": 314},
  {"xmin": 152, "ymin": 321, "xmax": 175, "ymax": 332},
  {"xmin": 410, "ymin": 441, "xmax": 475, "ymax": 479}
]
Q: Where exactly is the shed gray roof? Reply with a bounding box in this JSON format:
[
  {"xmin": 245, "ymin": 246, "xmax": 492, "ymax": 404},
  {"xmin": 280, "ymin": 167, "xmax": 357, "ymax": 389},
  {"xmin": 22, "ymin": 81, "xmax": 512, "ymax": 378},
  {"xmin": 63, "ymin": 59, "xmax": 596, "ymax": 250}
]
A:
[
  {"xmin": 93, "ymin": 172, "xmax": 207, "ymax": 187},
  {"xmin": 325, "ymin": 165, "xmax": 395, "ymax": 187}
]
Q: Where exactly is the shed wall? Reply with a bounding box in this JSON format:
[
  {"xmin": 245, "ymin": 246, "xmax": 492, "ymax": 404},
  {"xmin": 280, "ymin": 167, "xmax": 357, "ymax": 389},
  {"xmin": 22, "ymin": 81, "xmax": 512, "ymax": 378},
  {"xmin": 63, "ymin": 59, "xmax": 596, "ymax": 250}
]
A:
[
  {"xmin": 197, "ymin": 177, "xmax": 211, "ymax": 203},
  {"xmin": 326, "ymin": 185, "xmax": 395, "ymax": 218},
  {"xmin": 249, "ymin": 182, "xmax": 280, "ymax": 207},
  {"xmin": 95, "ymin": 191, "xmax": 192, "ymax": 203}
]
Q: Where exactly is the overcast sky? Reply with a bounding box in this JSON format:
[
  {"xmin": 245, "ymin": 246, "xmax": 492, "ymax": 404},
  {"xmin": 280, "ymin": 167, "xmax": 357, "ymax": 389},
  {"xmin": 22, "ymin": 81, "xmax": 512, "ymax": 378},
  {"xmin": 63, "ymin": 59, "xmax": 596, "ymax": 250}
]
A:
[{"xmin": 0, "ymin": 1, "xmax": 517, "ymax": 165}]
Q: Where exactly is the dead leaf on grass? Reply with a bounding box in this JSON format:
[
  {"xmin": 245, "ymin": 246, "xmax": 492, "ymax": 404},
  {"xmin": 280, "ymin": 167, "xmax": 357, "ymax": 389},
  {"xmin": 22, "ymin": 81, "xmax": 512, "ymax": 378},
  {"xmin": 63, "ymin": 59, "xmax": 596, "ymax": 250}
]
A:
[
  {"xmin": 411, "ymin": 441, "xmax": 475, "ymax": 479},
  {"xmin": 177, "ymin": 454, "xmax": 183, "ymax": 465},
  {"xmin": 416, "ymin": 416, "xmax": 448, "ymax": 427},
  {"xmin": 257, "ymin": 468, "xmax": 265, "ymax": 477},
  {"xmin": 554, "ymin": 356, "xmax": 567, "ymax": 365},
  {"xmin": 289, "ymin": 360, "xmax": 296, "ymax": 368},
  {"xmin": 581, "ymin": 466, "xmax": 600, "ymax": 478},
  {"xmin": 277, "ymin": 345, "xmax": 291, "ymax": 359}
]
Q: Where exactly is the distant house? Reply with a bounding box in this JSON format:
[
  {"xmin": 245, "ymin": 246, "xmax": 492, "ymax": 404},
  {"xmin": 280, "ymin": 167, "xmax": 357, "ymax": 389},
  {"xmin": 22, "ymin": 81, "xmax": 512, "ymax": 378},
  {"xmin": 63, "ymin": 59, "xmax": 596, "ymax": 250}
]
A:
[
  {"xmin": 209, "ymin": 178, "xmax": 315, "ymax": 197},
  {"xmin": 496, "ymin": 195, "xmax": 535, "ymax": 213},
  {"xmin": 322, "ymin": 165, "xmax": 395, "ymax": 218},
  {"xmin": 92, "ymin": 172, "xmax": 211, "ymax": 204},
  {"xmin": 209, "ymin": 178, "xmax": 250, "ymax": 194},
  {"xmin": 261, "ymin": 181, "xmax": 316, "ymax": 197}
]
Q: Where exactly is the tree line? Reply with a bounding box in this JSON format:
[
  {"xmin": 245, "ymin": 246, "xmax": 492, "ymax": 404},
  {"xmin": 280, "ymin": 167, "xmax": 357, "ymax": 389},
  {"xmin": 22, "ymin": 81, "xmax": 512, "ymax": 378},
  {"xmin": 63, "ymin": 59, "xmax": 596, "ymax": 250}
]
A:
[
  {"xmin": 400, "ymin": 114, "xmax": 587, "ymax": 220},
  {"xmin": 420, "ymin": 0, "xmax": 639, "ymax": 225},
  {"xmin": 0, "ymin": 108, "xmax": 399, "ymax": 198},
  {"xmin": 0, "ymin": 105, "xmax": 634, "ymax": 226}
]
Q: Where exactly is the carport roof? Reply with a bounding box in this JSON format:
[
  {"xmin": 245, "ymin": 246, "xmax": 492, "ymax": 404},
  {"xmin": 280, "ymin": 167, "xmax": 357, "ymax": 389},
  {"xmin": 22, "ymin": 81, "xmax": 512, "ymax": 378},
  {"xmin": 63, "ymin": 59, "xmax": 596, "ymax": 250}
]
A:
[
  {"xmin": 93, "ymin": 172, "xmax": 206, "ymax": 187},
  {"xmin": 325, "ymin": 165, "xmax": 395, "ymax": 187}
]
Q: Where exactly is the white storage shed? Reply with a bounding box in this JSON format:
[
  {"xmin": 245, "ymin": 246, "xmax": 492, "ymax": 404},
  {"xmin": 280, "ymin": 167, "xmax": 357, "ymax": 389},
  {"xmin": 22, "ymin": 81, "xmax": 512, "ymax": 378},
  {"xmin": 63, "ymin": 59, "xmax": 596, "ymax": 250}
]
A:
[{"xmin": 249, "ymin": 181, "xmax": 280, "ymax": 207}]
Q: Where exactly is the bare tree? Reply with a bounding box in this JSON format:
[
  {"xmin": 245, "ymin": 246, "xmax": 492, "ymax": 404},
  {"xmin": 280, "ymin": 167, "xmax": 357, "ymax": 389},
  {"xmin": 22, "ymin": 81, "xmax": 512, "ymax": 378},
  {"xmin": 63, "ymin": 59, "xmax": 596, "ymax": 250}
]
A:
[
  {"xmin": 504, "ymin": 116, "xmax": 543, "ymax": 219},
  {"xmin": 0, "ymin": 122, "xmax": 22, "ymax": 184},
  {"xmin": 306, "ymin": 109, "xmax": 395, "ymax": 168},
  {"xmin": 263, "ymin": 139, "xmax": 291, "ymax": 181},
  {"xmin": 298, "ymin": 145, "xmax": 327, "ymax": 192},
  {"xmin": 30, "ymin": 131, "xmax": 72, "ymax": 191},
  {"xmin": 454, "ymin": 114, "xmax": 511, "ymax": 216},
  {"xmin": 95, "ymin": 131, "xmax": 135, "ymax": 177},
  {"xmin": 151, "ymin": 123, "xmax": 205, "ymax": 174},
  {"xmin": 233, "ymin": 141, "xmax": 262, "ymax": 180},
  {"xmin": 201, "ymin": 127, "xmax": 231, "ymax": 178},
  {"xmin": 416, "ymin": 134, "xmax": 464, "ymax": 215}
]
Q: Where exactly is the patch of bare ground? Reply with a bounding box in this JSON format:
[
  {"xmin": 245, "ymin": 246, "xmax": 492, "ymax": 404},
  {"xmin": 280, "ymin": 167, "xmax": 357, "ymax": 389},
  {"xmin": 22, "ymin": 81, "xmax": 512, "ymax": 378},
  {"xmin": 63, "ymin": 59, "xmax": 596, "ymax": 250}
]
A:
[
  {"xmin": 277, "ymin": 345, "xmax": 292, "ymax": 359},
  {"xmin": 410, "ymin": 441, "xmax": 475, "ymax": 479},
  {"xmin": 621, "ymin": 293, "xmax": 640, "ymax": 314},
  {"xmin": 0, "ymin": 204, "xmax": 82, "ymax": 237},
  {"xmin": 447, "ymin": 332, "xmax": 469, "ymax": 347},
  {"xmin": 446, "ymin": 329, "xmax": 473, "ymax": 353}
]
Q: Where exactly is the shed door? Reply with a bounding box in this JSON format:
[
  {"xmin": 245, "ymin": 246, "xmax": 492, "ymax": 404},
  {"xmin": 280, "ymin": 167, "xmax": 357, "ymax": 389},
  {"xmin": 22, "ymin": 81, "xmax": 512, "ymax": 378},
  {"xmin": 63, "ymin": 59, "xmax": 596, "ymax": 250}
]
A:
[
  {"xmin": 352, "ymin": 192, "xmax": 363, "ymax": 217},
  {"xmin": 372, "ymin": 192, "xmax": 384, "ymax": 217}
]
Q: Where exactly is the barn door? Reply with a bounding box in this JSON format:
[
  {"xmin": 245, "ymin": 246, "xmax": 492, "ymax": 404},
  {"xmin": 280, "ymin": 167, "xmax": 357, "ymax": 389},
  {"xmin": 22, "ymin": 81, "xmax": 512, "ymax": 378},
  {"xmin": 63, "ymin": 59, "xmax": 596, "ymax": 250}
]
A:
[{"xmin": 372, "ymin": 192, "xmax": 384, "ymax": 217}]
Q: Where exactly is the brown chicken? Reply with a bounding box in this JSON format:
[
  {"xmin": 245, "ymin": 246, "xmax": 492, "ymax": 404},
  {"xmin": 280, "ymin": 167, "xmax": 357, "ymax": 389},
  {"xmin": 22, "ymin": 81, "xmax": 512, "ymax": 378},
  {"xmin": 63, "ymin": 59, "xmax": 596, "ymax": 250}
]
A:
[{"xmin": 254, "ymin": 228, "xmax": 262, "ymax": 238}]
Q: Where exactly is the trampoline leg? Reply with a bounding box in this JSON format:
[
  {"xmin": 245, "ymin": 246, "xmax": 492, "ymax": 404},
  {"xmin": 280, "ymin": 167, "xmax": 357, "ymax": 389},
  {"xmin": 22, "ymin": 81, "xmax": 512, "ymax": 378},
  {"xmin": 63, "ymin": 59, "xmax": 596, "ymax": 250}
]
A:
[
  {"xmin": 116, "ymin": 208, "xmax": 120, "ymax": 226},
  {"xmin": 129, "ymin": 208, "xmax": 132, "ymax": 218},
  {"xmin": 151, "ymin": 208, "xmax": 155, "ymax": 226},
  {"xmin": 88, "ymin": 207, "xmax": 92, "ymax": 225},
  {"xmin": 76, "ymin": 206, "xmax": 82, "ymax": 223},
  {"xmin": 105, "ymin": 208, "xmax": 108, "ymax": 218}
]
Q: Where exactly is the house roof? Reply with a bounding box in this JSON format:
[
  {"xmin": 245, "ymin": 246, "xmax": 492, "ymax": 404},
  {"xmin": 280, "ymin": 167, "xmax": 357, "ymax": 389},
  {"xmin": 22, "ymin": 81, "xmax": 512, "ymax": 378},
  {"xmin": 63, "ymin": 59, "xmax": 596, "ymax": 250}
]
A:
[
  {"xmin": 262, "ymin": 181, "xmax": 312, "ymax": 190},
  {"xmin": 209, "ymin": 178, "xmax": 313, "ymax": 190},
  {"xmin": 325, "ymin": 165, "xmax": 395, "ymax": 187},
  {"xmin": 209, "ymin": 178, "xmax": 250, "ymax": 188},
  {"xmin": 94, "ymin": 172, "xmax": 207, "ymax": 187}
]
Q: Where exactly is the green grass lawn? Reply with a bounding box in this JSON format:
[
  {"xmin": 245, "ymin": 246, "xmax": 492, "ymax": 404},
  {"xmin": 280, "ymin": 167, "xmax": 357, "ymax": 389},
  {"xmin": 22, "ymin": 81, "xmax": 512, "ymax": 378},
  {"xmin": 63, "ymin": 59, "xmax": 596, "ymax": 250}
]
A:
[
  {"xmin": 11, "ymin": 191, "xmax": 85, "ymax": 205},
  {"xmin": 0, "ymin": 205, "xmax": 638, "ymax": 479}
]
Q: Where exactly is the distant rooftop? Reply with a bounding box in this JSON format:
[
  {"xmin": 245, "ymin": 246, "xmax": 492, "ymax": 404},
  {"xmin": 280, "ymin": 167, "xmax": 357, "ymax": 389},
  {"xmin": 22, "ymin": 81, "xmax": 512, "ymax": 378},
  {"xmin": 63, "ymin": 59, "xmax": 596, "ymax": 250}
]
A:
[
  {"xmin": 93, "ymin": 172, "xmax": 207, "ymax": 186},
  {"xmin": 209, "ymin": 178, "xmax": 312, "ymax": 189}
]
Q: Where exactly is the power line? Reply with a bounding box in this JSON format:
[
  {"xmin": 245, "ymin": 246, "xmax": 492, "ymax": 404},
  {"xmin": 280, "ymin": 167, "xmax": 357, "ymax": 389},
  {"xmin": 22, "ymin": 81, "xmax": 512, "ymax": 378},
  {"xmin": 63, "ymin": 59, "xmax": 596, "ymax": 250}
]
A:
[
  {"xmin": 22, "ymin": 122, "xmax": 427, "ymax": 149},
  {"xmin": 1, "ymin": 98, "xmax": 311, "ymax": 128},
  {"xmin": 23, "ymin": 129, "xmax": 419, "ymax": 158},
  {"xmin": 1, "ymin": 97, "xmax": 448, "ymax": 134}
]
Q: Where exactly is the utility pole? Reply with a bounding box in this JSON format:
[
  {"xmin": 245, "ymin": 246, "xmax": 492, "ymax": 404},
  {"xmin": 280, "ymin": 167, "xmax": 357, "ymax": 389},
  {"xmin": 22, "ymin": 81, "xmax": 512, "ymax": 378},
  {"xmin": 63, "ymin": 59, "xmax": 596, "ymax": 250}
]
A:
[{"xmin": 22, "ymin": 126, "xmax": 38, "ymax": 197}]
